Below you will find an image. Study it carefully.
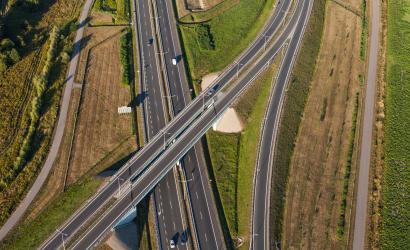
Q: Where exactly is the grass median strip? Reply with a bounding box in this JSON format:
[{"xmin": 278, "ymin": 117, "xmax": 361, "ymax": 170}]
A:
[{"xmin": 206, "ymin": 64, "xmax": 277, "ymax": 248}]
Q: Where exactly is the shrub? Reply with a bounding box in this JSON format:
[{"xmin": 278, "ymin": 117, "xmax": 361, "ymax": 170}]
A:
[
  {"xmin": 7, "ymin": 48, "xmax": 21, "ymax": 64},
  {"xmin": 1, "ymin": 38, "xmax": 15, "ymax": 51},
  {"xmin": 119, "ymin": 30, "xmax": 132, "ymax": 86}
]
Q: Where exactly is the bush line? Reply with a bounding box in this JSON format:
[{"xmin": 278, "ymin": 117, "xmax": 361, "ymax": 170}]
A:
[
  {"xmin": 119, "ymin": 29, "xmax": 132, "ymax": 86},
  {"xmin": 337, "ymin": 92, "xmax": 359, "ymax": 237}
]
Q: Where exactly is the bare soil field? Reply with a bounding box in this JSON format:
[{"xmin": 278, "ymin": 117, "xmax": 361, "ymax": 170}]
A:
[
  {"xmin": 282, "ymin": 1, "xmax": 364, "ymax": 249},
  {"xmin": 68, "ymin": 26, "xmax": 136, "ymax": 184}
]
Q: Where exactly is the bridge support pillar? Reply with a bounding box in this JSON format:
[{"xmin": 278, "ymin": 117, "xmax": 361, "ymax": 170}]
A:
[{"xmin": 113, "ymin": 205, "xmax": 137, "ymax": 230}]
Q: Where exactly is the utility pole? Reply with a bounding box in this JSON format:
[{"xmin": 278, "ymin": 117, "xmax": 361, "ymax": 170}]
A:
[
  {"xmin": 56, "ymin": 229, "xmax": 68, "ymax": 250},
  {"xmin": 117, "ymin": 177, "xmax": 124, "ymax": 197}
]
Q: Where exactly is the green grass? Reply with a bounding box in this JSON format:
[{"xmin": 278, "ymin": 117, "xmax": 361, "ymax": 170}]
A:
[
  {"xmin": 206, "ymin": 65, "xmax": 277, "ymax": 248},
  {"xmin": 93, "ymin": 0, "xmax": 130, "ymax": 23},
  {"xmin": 179, "ymin": 0, "xmax": 275, "ymax": 79},
  {"xmin": 268, "ymin": 0, "xmax": 326, "ymax": 245},
  {"xmin": 337, "ymin": 92, "xmax": 359, "ymax": 237},
  {"xmin": 0, "ymin": 177, "xmax": 103, "ymax": 250},
  {"xmin": 381, "ymin": 0, "xmax": 410, "ymax": 248}
]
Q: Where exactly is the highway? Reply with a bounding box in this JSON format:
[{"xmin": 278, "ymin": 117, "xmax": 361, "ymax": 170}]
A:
[
  {"xmin": 250, "ymin": 0, "xmax": 313, "ymax": 249},
  {"xmin": 352, "ymin": 0, "xmax": 380, "ymax": 249},
  {"xmin": 39, "ymin": 0, "xmax": 297, "ymax": 248},
  {"xmin": 0, "ymin": 0, "xmax": 94, "ymax": 241},
  {"xmin": 66, "ymin": 1, "xmax": 312, "ymax": 248},
  {"xmin": 135, "ymin": 0, "xmax": 190, "ymax": 249},
  {"xmin": 153, "ymin": 0, "xmax": 225, "ymax": 248}
]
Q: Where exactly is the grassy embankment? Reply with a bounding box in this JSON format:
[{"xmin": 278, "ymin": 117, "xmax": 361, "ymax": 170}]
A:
[
  {"xmin": 207, "ymin": 64, "xmax": 277, "ymax": 248},
  {"xmin": 0, "ymin": 177, "xmax": 103, "ymax": 249},
  {"xmin": 268, "ymin": 0, "xmax": 326, "ymax": 245},
  {"xmin": 381, "ymin": 1, "xmax": 410, "ymax": 248},
  {"xmin": 0, "ymin": 0, "xmax": 82, "ymax": 226},
  {"xmin": 179, "ymin": 0, "xmax": 276, "ymax": 80}
]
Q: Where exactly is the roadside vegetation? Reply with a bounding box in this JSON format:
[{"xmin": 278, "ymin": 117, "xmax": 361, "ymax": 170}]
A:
[
  {"xmin": 359, "ymin": 0, "xmax": 368, "ymax": 60},
  {"xmin": 179, "ymin": 0, "xmax": 275, "ymax": 79},
  {"xmin": 206, "ymin": 65, "xmax": 277, "ymax": 248},
  {"xmin": 0, "ymin": 0, "xmax": 83, "ymax": 226},
  {"xmin": 119, "ymin": 29, "xmax": 132, "ymax": 86},
  {"xmin": 382, "ymin": 0, "xmax": 410, "ymax": 248},
  {"xmin": 0, "ymin": 177, "xmax": 103, "ymax": 249},
  {"xmin": 337, "ymin": 92, "xmax": 360, "ymax": 237},
  {"xmin": 93, "ymin": 0, "xmax": 130, "ymax": 24},
  {"xmin": 269, "ymin": 0, "xmax": 326, "ymax": 245}
]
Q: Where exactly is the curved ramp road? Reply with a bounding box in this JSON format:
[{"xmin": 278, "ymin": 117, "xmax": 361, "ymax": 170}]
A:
[
  {"xmin": 39, "ymin": 1, "xmax": 295, "ymax": 248},
  {"xmin": 352, "ymin": 0, "xmax": 380, "ymax": 249},
  {"xmin": 250, "ymin": 0, "xmax": 312, "ymax": 249},
  {"xmin": 0, "ymin": 0, "xmax": 94, "ymax": 241},
  {"xmin": 65, "ymin": 2, "xmax": 311, "ymax": 248}
]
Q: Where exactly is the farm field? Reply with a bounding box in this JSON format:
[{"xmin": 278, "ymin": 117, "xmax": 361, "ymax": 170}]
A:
[
  {"xmin": 68, "ymin": 26, "xmax": 136, "ymax": 184},
  {"xmin": 179, "ymin": 0, "xmax": 275, "ymax": 80},
  {"xmin": 206, "ymin": 63, "xmax": 278, "ymax": 249},
  {"xmin": 0, "ymin": 0, "xmax": 84, "ymax": 226},
  {"xmin": 282, "ymin": 0, "xmax": 364, "ymax": 248},
  {"xmin": 381, "ymin": 0, "xmax": 410, "ymax": 248}
]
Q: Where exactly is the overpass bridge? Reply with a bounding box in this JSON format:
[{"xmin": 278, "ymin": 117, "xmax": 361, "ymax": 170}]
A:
[{"xmin": 39, "ymin": 0, "xmax": 310, "ymax": 248}]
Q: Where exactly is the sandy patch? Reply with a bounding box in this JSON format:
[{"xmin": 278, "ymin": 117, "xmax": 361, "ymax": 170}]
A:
[
  {"xmin": 201, "ymin": 72, "xmax": 220, "ymax": 91},
  {"xmin": 213, "ymin": 107, "xmax": 243, "ymax": 133}
]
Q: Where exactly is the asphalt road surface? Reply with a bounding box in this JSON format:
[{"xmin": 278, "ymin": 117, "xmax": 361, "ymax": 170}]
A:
[
  {"xmin": 135, "ymin": 0, "xmax": 190, "ymax": 249},
  {"xmin": 352, "ymin": 0, "xmax": 380, "ymax": 249},
  {"xmin": 39, "ymin": 0, "xmax": 296, "ymax": 247},
  {"xmin": 153, "ymin": 0, "xmax": 225, "ymax": 248},
  {"xmin": 251, "ymin": 0, "xmax": 312, "ymax": 249},
  {"xmin": 0, "ymin": 0, "xmax": 94, "ymax": 241},
  {"xmin": 66, "ymin": 1, "xmax": 311, "ymax": 248}
]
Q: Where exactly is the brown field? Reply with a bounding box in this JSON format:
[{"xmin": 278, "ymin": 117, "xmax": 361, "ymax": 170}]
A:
[
  {"xmin": 282, "ymin": 1, "xmax": 364, "ymax": 249},
  {"xmin": 68, "ymin": 26, "xmax": 135, "ymax": 184}
]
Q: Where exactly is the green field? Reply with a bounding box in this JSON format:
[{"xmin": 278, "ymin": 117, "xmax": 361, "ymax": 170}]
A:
[
  {"xmin": 206, "ymin": 65, "xmax": 277, "ymax": 248},
  {"xmin": 382, "ymin": 1, "xmax": 410, "ymax": 248},
  {"xmin": 268, "ymin": 0, "xmax": 326, "ymax": 244},
  {"xmin": 179, "ymin": 0, "xmax": 275, "ymax": 79}
]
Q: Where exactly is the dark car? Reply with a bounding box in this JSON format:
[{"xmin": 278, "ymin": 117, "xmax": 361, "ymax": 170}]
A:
[{"xmin": 147, "ymin": 38, "xmax": 154, "ymax": 45}]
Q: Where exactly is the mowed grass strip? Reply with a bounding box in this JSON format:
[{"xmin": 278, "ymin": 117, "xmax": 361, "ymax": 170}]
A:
[
  {"xmin": 382, "ymin": 0, "xmax": 410, "ymax": 248},
  {"xmin": 206, "ymin": 65, "xmax": 277, "ymax": 248},
  {"xmin": 0, "ymin": 177, "xmax": 103, "ymax": 250},
  {"xmin": 179, "ymin": 0, "xmax": 275, "ymax": 79}
]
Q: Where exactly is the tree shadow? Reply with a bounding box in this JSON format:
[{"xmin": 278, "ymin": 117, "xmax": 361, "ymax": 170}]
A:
[
  {"xmin": 129, "ymin": 91, "xmax": 148, "ymax": 108},
  {"xmin": 70, "ymin": 34, "xmax": 92, "ymax": 60}
]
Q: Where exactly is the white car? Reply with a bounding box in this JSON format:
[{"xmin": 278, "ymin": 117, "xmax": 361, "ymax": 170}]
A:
[
  {"xmin": 172, "ymin": 58, "xmax": 177, "ymax": 65},
  {"xmin": 170, "ymin": 239, "xmax": 176, "ymax": 248}
]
